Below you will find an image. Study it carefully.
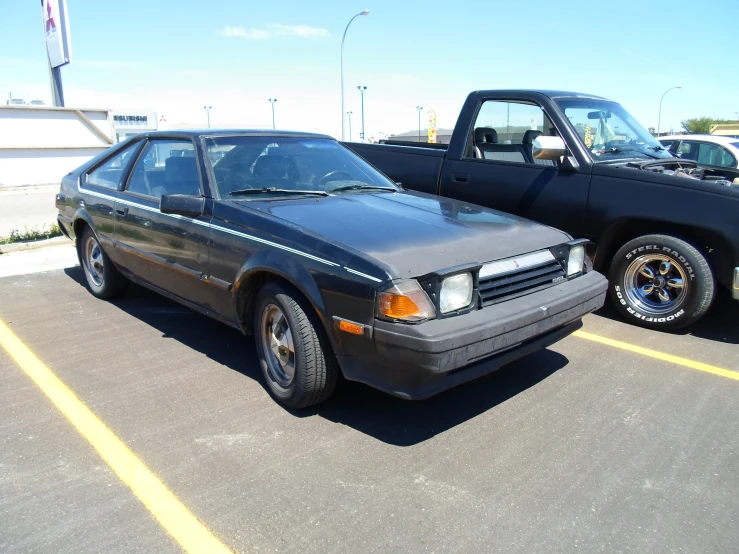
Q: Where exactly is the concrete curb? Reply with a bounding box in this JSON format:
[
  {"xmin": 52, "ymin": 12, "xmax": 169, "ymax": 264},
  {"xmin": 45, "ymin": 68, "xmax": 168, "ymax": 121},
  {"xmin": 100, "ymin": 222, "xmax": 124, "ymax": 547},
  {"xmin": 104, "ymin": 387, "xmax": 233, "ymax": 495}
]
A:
[
  {"xmin": 0, "ymin": 236, "xmax": 72, "ymax": 255},
  {"xmin": 0, "ymin": 184, "xmax": 59, "ymax": 194}
]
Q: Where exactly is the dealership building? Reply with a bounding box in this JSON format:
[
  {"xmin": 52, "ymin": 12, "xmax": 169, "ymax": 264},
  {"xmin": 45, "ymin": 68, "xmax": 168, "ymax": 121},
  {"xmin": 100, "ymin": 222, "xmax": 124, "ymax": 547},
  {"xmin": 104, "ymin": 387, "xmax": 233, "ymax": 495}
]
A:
[{"xmin": 113, "ymin": 110, "xmax": 158, "ymax": 142}]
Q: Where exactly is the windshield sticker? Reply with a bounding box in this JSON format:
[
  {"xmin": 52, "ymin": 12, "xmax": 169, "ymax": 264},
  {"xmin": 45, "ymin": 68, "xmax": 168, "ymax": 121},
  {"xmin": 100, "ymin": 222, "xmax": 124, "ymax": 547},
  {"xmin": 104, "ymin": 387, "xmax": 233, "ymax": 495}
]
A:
[{"xmin": 584, "ymin": 124, "xmax": 593, "ymax": 148}]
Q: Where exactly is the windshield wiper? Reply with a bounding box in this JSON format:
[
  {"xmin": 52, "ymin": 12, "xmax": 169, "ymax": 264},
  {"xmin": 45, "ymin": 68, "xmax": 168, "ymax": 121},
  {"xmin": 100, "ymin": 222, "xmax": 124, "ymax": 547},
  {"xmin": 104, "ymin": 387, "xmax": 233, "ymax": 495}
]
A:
[
  {"xmin": 229, "ymin": 187, "xmax": 329, "ymax": 197},
  {"xmin": 328, "ymin": 184, "xmax": 397, "ymax": 193},
  {"xmin": 601, "ymin": 147, "xmax": 659, "ymax": 159}
]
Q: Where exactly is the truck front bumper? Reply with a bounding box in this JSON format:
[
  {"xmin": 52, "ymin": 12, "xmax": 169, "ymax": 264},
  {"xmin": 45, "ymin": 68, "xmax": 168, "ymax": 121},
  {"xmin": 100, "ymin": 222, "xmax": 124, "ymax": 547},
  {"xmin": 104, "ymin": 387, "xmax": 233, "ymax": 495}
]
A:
[{"xmin": 337, "ymin": 271, "xmax": 608, "ymax": 400}]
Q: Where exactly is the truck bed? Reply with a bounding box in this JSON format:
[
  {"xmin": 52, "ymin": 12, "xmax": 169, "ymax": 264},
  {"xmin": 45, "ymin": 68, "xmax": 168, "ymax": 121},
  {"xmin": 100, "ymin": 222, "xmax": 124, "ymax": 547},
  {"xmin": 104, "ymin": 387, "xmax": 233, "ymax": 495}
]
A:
[{"xmin": 343, "ymin": 142, "xmax": 445, "ymax": 195}]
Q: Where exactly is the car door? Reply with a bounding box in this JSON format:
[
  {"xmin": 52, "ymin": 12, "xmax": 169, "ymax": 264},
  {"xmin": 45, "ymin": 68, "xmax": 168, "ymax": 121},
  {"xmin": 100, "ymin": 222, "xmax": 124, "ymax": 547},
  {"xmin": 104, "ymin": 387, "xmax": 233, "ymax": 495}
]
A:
[
  {"xmin": 440, "ymin": 99, "xmax": 590, "ymax": 237},
  {"xmin": 79, "ymin": 142, "xmax": 143, "ymax": 266},
  {"xmin": 676, "ymin": 140, "xmax": 738, "ymax": 180},
  {"xmin": 114, "ymin": 138, "xmax": 212, "ymax": 305}
]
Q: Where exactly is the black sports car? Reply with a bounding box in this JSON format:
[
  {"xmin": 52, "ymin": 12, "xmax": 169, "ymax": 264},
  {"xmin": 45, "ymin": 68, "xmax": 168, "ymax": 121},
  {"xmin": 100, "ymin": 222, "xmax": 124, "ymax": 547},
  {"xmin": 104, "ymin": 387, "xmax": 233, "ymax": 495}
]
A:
[{"xmin": 56, "ymin": 130, "xmax": 607, "ymax": 408}]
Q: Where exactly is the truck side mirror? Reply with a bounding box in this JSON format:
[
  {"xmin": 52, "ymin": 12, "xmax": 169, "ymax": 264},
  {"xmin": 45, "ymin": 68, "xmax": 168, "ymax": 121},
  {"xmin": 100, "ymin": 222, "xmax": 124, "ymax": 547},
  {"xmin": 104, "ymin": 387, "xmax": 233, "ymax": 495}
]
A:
[{"xmin": 532, "ymin": 136, "xmax": 566, "ymax": 160}]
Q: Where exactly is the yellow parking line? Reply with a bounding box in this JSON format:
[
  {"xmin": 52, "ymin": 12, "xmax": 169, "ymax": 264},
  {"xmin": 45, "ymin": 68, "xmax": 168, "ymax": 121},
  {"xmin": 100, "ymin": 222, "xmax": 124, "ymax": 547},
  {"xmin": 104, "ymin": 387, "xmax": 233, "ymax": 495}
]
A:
[
  {"xmin": 573, "ymin": 330, "xmax": 739, "ymax": 382},
  {"xmin": 0, "ymin": 320, "xmax": 232, "ymax": 554}
]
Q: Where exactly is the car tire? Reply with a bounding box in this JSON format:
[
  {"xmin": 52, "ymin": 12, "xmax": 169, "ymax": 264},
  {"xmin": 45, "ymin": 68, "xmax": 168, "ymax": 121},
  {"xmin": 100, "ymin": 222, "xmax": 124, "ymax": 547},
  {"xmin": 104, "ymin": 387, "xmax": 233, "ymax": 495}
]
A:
[
  {"xmin": 254, "ymin": 281, "xmax": 339, "ymax": 408},
  {"xmin": 79, "ymin": 227, "xmax": 128, "ymax": 299},
  {"xmin": 608, "ymin": 234, "xmax": 715, "ymax": 330}
]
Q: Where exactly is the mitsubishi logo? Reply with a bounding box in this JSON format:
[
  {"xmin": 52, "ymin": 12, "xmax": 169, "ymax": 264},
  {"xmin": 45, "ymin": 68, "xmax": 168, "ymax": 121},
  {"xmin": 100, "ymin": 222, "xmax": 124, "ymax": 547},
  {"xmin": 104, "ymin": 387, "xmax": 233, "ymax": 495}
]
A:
[{"xmin": 45, "ymin": 1, "xmax": 56, "ymax": 32}]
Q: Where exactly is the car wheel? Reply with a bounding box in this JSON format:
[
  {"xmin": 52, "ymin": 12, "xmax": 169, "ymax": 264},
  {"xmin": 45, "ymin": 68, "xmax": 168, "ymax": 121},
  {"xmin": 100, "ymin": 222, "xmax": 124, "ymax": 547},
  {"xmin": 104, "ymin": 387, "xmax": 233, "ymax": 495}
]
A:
[
  {"xmin": 79, "ymin": 227, "xmax": 128, "ymax": 299},
  {"xmin": 254, "ymin": 281, "xmax": 338, "ymax": 408},
  {"xmin": 608, "ymin": 234, "xmax": 715, "ymax": 330}
]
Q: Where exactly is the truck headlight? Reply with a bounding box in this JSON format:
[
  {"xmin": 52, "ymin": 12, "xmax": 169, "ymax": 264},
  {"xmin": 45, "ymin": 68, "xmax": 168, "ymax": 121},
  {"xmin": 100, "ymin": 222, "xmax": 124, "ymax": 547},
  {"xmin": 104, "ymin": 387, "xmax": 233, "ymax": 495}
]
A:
[
  {"xmin": 377, "ymin": 279, "xmax": 436, "ymax": 322},
  {"xmin": 567, "ymin": 245, "xmax": 585, "ymax": 276},
  {"xmin": 440, "ymin": 273, "xmax": 473, "ymax": 313}
]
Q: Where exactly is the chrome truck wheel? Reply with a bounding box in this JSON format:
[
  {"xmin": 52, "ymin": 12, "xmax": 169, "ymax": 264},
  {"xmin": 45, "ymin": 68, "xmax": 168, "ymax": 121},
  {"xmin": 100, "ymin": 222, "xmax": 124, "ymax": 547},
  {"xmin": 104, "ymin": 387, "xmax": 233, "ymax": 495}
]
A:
[
  {"xmin": 609, "ymin": 234, "xmax": 715, "ymax": 330},
  {"xmin": 623, "ymin": 254, "xmax": 688, "ymax": 315}
]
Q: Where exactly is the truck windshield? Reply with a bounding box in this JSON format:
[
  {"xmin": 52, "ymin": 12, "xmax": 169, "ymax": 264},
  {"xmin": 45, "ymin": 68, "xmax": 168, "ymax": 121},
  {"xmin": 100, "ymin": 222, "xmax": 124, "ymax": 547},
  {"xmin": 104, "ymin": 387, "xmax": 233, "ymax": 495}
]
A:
[
  {"xmin": 554, "ymin": 98, "xmax": 673, "ymax": 162},
  {"xmin": 204, "ymin": 136, "xmax": 399, "ymax": 199}
]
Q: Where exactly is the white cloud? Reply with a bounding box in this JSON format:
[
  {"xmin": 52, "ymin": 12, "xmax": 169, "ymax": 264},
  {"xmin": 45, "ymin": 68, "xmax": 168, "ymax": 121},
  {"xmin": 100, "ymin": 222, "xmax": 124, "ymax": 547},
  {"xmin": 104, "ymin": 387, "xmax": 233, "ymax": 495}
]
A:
[
  {"xmin": 219, "ymin": 23, "xmax": 330, "ymax": 40},
  {"xmin": 220, "ymin": 26, "xmax": 271, "ymax": 40},
  {"xmin": 266, "ymin": 24, "xmax": 330, "ymax": 38}
]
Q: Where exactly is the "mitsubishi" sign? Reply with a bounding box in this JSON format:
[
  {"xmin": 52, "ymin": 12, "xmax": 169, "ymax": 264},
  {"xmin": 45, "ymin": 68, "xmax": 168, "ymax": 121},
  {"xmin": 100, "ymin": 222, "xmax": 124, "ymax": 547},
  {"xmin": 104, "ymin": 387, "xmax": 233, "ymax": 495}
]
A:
[{"xmin": 41, "ymin": 0, "xmax": 72, "ymax": 68}]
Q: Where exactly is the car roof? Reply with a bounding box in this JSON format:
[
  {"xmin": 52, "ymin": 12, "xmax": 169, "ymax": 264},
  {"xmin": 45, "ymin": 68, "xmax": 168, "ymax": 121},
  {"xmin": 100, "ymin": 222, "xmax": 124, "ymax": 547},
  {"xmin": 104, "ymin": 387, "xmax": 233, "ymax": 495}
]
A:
[
  {"xmin": 658, "ymin": 134, "xmax": 739, "ymax": 146},
  {"xmin": 132, "ymin": 129, "xmax": 335, "ymax": 140}
]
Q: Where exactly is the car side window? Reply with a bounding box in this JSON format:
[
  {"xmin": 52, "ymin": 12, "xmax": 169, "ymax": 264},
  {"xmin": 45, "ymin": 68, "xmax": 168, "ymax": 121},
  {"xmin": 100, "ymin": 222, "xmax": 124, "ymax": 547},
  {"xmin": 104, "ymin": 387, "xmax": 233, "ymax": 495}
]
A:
[
  {"xmin": 86, "ymin": 144, "xmax": 138, "ymax": 189},
  {"xmin": 696, "ymin": 143, "xmax": 722, "ymax": 166},
  {"xmin": 126, "ymin": 140, "xmax": 201, "ymax": 198},
  {"xmin": 716, "ymin": 146, "xmax": 736, "ymax": 168},
  {"xmin": 676, "ymin": 141, "xmax": 702, "ymax": 161},
  {"xmin": 465, "ymin": 100, "xmax": 556, "ymax": 166}
]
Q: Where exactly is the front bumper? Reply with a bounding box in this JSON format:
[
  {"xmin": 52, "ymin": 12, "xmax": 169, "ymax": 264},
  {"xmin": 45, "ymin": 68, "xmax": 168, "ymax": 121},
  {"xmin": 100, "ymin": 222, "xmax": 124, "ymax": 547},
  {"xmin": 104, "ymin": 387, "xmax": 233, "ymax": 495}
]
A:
[{"xmin": 337, "ymin": 270, "xmax": 608, "ymax": 400}]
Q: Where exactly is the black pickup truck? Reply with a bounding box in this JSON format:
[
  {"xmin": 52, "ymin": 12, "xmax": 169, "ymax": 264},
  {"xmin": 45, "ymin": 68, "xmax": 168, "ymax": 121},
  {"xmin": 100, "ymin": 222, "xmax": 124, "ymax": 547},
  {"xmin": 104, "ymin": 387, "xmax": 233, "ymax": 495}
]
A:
[{"xmin": 347, "ymin": 90, "xmax": 739, "ymax": 329}]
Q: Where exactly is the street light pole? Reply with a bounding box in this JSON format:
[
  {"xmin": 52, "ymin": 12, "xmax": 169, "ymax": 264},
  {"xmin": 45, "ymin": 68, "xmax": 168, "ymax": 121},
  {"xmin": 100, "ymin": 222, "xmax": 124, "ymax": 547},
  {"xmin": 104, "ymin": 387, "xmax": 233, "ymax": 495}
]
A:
[
  {"xmin": 357, "ymin": 86, "xmax": 367, "ymax": 141},
  {"xmin": 416, "ymin": 106, "xmax": 423, "ymax": 142},
  {"xmin": 341, "ymin": 10, "xmax": 369, "ymax": 141},
  {"xmin": 268, "ymin": 98, "xmax": 277, "ymax": 129},
  {"xmin": 203, "ymin": 106, "xmax": 212, "ymax": 128},
  {"xmin": 347, "ymin": 111, "xmax": 353, "ymax": 141},
  {"xmin": 657, "ymin": 86, "xmax": 681, "ymax": 137}
]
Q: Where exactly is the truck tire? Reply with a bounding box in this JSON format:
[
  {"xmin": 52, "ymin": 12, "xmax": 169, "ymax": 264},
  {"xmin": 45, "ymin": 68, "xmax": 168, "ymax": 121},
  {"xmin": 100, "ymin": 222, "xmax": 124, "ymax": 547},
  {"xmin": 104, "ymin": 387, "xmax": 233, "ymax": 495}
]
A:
[
  {"xmin": 79, "ymin": 227, "xmax": 128, "ymax": 299},
  {"xmin": 254, "ymin": 281, "xmax": 338, "ymax": 408},
  {"xmin": 608, "ymin": 234, "xmax": 715, "ymax": 330}
]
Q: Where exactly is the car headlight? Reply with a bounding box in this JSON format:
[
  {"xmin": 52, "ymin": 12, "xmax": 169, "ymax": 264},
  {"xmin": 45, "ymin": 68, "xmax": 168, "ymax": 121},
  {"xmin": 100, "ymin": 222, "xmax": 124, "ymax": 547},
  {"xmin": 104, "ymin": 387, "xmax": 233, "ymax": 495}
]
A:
[
  {"xmin": 440, "ymin": 272, "xmax": 473, "ymax": 313},
  {"xmin": 567, "ymin": 245, "xmax": 585, "ymax": 276},
  {"xmin": 376, "ymin": 279, "xmax": 436, "ymax": 322}
]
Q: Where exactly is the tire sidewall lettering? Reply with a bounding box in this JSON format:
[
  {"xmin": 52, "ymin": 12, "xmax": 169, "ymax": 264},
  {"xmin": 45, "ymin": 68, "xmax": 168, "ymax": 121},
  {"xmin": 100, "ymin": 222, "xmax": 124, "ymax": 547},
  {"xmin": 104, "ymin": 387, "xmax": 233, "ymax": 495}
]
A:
[{"xmin": 623, "ymin": 244, "xmax": 694, "ymax": 281}]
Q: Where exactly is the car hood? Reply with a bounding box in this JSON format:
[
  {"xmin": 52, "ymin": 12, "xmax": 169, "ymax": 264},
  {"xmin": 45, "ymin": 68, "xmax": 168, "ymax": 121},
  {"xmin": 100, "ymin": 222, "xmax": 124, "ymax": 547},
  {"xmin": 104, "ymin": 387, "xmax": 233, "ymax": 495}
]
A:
[{"xmin": 243, "ymin": 191, "xmax": 570, "ymax": 279}]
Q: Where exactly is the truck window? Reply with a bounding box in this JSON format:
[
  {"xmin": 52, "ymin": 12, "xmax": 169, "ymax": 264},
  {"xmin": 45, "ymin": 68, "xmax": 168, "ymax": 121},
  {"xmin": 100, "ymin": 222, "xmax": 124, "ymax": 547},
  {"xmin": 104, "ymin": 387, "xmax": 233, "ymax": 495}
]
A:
[{"xmin": 465, "ymin": 100, "xmax": 555, "ymax": 165}]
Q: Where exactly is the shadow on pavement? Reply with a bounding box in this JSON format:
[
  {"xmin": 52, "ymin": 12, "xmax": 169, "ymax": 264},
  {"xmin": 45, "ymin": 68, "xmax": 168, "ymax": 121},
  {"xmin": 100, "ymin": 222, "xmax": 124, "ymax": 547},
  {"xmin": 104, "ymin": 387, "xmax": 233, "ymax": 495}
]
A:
[
  {"xmin": 593, "ymin": 287, "xmax": 739, "ymax": 344},
  {"xmin": 64, "ymin": 266, "xmax": 569, "ymax": 446}
]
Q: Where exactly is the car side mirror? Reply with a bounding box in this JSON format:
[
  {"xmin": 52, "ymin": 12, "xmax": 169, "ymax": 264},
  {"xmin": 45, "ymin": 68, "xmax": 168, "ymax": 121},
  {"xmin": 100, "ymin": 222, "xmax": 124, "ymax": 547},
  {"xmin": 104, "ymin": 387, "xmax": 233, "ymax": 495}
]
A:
[
  {"xmin": 160, "ymin": 194, "xmax": 204, "ymax": 217},
  {"xmin": 533, "ymin": 136, "xmax": 567, "ymax": 160}
]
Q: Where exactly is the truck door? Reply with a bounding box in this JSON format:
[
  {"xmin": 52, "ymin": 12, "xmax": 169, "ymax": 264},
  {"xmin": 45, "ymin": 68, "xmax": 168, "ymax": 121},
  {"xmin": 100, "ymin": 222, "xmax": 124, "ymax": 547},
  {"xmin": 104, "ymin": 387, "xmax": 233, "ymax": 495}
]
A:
[{"xmin": 440, "ymin": 99, "xmax": 590, "ymax": 238}]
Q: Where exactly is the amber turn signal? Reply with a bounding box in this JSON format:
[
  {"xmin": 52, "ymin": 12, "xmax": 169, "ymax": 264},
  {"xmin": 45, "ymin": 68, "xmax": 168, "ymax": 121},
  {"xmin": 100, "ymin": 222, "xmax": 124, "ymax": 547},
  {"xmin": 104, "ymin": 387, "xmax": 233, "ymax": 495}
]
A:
[
  {"xmin": 339, "ymin": 320, "xmax": 364, "ymax": 335},
  {"xmin": 377, "ymin": 294, "xmax": 421, "ymax": 319},
  {"xmin": 375, "ymin": 279, "xmax": 436, "ymax": 322}
]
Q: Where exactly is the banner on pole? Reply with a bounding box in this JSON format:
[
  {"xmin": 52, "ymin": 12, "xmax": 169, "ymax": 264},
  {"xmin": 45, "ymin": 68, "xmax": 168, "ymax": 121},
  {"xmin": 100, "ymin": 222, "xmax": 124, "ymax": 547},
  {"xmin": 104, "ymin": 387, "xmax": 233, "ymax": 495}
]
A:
[
  {"xmin": 41, "ymin": 0, "xmax": 72, "ymax": 68},
  {"xmin": 427, "ymin": 109, "xmax": 437, "ymax": 143}
]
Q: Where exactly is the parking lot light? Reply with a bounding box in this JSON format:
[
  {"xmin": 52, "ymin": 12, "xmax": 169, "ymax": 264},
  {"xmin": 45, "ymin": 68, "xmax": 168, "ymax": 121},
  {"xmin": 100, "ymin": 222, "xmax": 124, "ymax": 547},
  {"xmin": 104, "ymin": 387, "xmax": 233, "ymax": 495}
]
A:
[
  {"xmin": 657, "ymin": 87, "xmax": 681, "ymax": 137},
  {"xmin": 341, "ymin": 10, "xmax": 370, "ymax": 141}
]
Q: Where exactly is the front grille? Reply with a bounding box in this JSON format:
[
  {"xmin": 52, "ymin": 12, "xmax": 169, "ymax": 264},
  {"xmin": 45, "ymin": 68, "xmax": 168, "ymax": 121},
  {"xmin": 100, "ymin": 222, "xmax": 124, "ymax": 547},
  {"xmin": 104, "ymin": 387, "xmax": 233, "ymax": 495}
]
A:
[{"xmin": 478, "ymin": 259, "xmax": 565, "ymax": 306}]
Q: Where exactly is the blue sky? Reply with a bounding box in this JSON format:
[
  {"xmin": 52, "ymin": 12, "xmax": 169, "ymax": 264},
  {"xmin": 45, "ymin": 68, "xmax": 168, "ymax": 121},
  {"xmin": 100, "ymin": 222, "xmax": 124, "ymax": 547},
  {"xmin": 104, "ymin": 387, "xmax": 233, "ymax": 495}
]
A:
[{"xmin": 2, "ymin": 0, "xmax": 737, "ymax": 139}]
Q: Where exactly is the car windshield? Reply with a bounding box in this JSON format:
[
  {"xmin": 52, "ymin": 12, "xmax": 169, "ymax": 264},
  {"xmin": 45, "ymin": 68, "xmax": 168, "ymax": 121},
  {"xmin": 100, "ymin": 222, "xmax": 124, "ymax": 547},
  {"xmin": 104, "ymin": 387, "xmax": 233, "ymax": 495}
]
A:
[
  {"xmin": 555, "ymin": 98, "xmax": 674, "ymax": 162},
  {"xmin": 204, "ymin": 136, "xmax": 398, "ymax": 199}
]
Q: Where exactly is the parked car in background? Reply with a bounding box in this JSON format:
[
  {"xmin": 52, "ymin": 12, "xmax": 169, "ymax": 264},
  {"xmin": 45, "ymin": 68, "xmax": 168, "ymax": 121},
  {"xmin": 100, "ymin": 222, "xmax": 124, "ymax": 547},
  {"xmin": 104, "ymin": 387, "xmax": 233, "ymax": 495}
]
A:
[
  {"xmin": 346, "ymin": 90, "xmax": 739, "ymax": 330},
  {"xmin": 55, "ymin": 130, "xmax": 607, "ymax": 408},
  {"xmin": 658, "ymin": 134, "xmax": 739, "ymax": 182}
]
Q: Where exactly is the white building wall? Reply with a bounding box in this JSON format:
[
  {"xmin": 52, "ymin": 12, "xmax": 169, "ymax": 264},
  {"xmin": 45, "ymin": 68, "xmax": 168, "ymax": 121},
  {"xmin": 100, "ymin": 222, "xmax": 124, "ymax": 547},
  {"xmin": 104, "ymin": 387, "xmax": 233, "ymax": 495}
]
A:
[{"xmin": 0, "ymin": 105, "xmax": 115, "ymax": 187}]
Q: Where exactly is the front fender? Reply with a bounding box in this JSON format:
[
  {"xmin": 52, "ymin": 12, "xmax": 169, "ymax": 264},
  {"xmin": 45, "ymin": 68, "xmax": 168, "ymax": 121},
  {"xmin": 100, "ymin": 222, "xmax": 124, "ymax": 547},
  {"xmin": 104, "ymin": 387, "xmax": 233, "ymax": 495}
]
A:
[{"xmin": 231, "ymin": 249, "xmax": 330, "ymax": 336}]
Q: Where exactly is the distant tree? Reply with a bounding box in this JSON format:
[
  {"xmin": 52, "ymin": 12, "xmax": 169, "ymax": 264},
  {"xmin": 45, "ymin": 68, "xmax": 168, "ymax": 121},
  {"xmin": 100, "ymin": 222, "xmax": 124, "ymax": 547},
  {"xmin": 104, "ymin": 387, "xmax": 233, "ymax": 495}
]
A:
[
  {"xmin": 681, "ymin": 117, "xmax": 714, "ymax": 134},
  {"xmin": 681, "ymin": 117, "xmax": 734, "ymax": 134}
]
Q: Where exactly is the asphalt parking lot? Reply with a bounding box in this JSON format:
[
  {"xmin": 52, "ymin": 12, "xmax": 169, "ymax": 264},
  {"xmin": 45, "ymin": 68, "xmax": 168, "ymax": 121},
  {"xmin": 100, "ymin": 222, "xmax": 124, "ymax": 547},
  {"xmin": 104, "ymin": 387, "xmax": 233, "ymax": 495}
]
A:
[{"xmin": 1, "ymin": 265, "xmax": 738, "ymax": 553}]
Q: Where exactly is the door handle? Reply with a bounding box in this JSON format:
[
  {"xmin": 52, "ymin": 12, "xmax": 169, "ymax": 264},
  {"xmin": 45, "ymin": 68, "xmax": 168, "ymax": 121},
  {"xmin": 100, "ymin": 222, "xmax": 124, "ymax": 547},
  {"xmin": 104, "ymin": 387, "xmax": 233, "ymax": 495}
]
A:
[
  {"xmin": 452, "ymin": 174, "xmax": 469, "ymax": 183},
  {"xmin": 115, "ymin": 206, "xmax": 128, "ymax": 217}
]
